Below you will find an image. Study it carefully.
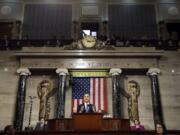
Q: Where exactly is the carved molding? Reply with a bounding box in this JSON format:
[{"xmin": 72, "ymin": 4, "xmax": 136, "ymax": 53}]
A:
[
  {"xmin": 110, "ymin": 68, "xmax": 122, "ymax": 75},
  {"xmin": 147, "ymin": 68, "xmax": 161, "ymax": 76},
  {"xmin": 17, "ymin": 68, "xmax": 31, "ymax": 76},
  {"xmin": 14, "ymin": 47, "xmax": 163, "ymax": 69},
  {"xmin": 56, "ymin": 68, "xmax": 69, "ymax": 75}
]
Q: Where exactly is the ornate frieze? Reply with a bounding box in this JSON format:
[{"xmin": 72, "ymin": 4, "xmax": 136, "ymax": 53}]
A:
[
  {"xmin": 20, "ymin": 58, "xmax": 157, "ymax": 69},
  {"xmin": 14, "ymin": 47, "xmax": 163, "ymax": 69}
]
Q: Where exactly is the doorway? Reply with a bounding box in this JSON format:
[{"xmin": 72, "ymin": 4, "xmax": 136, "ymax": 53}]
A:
[
  {"xmin": 81, "ymin": 22, "xmax": 99, "ymax": 38},
  {"xmin": 166, "ymin": 22, "xmax": 180, "ymax": 39}
]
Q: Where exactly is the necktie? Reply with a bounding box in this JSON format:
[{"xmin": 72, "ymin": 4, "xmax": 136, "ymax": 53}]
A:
[{"xmin": 85, "ymin": 104, "xmax": 89, "ymax": 112}]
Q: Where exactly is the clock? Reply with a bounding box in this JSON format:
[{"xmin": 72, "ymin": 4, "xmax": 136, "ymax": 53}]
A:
[{"xmin": 82, "ymin": 35, "xmax": 96, "ymax": 48}]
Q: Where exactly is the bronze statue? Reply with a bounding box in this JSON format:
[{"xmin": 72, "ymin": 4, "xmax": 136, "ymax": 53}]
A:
[
  {"xmin": 127, "ymin": 80, "xmax": 140, "ymax": 124},
  {"xmin": 37, "ymin": 80, "xmax": 52, "ymax": 120}
]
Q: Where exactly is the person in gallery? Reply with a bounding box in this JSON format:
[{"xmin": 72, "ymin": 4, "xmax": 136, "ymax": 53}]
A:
[{"xmin": 77, "ymin": 92, "xmax": 96, "ymax": 113}]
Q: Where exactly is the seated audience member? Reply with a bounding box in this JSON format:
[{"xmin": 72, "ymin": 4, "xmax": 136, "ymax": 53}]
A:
[
  {"xmin": 35, "ymin": 118, "xmax": 46, "ymax": 131},
  {"xmin": 23, "ymin": 35, "xmax": 29, "ymax": 40},
  {"xmin": 56, "ymin": 40, "xmax": 61, "ymax": 47},
  {"xmin": 116, "ymin": 39, "xmax": 124, "ymax": 47},
  {"xmin": 125, "ymin": 40, "xmax": 130, "ymax": 46},
  {"xmin": 170, "ymin": 32, "xmax": 178, "ymax": 41},
  {"xmin": 156, "ymin": 123, "xmax": 168, "ymax": 135},
  {"xmin": 77, "ymin": 92, "xmax": 96, "ymax": 113},
  {"xmin": 130, "ymin": 120, "xmax": 145, "ymax": 131},
  {"xmin": 2, "ymin": 35, "xmax": 9, "ymax": 50},
  {"xmin": 4, "ymin": 125, "xmax": 15, "ymax": 135}
]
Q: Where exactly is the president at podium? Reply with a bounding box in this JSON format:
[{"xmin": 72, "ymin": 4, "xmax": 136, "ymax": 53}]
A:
[{"xmin": 77, "ymin": 92, "xmax": 96, "ymax": 113}]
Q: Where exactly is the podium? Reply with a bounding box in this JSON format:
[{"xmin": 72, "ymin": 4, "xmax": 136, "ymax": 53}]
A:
[
  {"xmin": 103, "ymin": 118, "xmax": 130, "ymax": 130},
  {"xmin": 47, "ymin": 113, "xmax": 130, "ymax": 131},
  {"xmin": 48, "ymin": 118, "xmax": 73, "ymax": 131},
  {"xmin": 73, "ymin": 113, "xmax": 102, "ymax": 131}
]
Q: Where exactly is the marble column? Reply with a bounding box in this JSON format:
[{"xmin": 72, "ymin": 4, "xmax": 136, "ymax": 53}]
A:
[
  {"xmin": 56, "ymin": 68, "xmax": 68, "ymax": 118},
  {"xmin": 110, "ymin": 68, "xmax": 122, "ymax": 118},
  {"xmin": 147, "ymin": 68, "xmax": 163, "ymax": 125},
  {"xmin": 14, "ymin": 68, "xmax": 31, "ymax": 131}
]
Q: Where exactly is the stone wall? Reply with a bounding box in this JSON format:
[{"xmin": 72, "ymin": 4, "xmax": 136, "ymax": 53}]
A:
[
  {"xmin": 0, "ymin": 49, "xmax": 180, "ymax": 130},
  {"xmin": 159, "ymin": 51, "xmax": 180, "ymax": 130},
  {"xmin": 0, "ymin": 0, "xmax": 179, "ymax": 22},
  {"xmin": 0, "ymin": 51, "xmax": 19, "ymax": 130},
  {"xmin": 0, "ymin": 0, "xmax": 23, "ymax": 21}
]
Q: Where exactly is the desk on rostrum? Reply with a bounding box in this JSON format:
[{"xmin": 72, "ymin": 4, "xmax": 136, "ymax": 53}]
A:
[{"xmin": 47, "ymin": 113, "xmax": 130, "ymax": 131}]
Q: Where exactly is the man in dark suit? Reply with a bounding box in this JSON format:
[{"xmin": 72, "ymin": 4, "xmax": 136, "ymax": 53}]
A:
[
  {"xmin": 35, "ymin": 118, "xmax": 46, "ymax": 131},
  {"xmin": 77, "ymin": 92, "xmax": 96, "ymax": 113}
]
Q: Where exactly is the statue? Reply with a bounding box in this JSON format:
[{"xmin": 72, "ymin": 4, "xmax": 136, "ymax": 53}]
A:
[
  {"xmin": 37, "ymin": 80, "xmax": 52, "ymax": 120},
  {"xmin": 127, "ymin": 80, "xmax": 140, "ymax": 125}
]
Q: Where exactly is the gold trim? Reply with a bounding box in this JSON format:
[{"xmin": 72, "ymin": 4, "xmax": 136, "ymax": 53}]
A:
[{"xmin": 70, "ymin": 70, "xmax": 109, "ymax": 77}]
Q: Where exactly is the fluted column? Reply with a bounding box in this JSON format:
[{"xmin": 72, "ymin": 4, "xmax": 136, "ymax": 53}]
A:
[
  {"xmin": 147, "ymin": 68, "xmax": 163, "ymax": 125},
  {"xmin": 110, "ymin": 68, "xmax": 122, "ymax": 118},
  {"xmin": 56, "ymin": 68, "xmax": 68, "ymax": 118},
  {"xmin": 14, "ymin": 68, "xmax": 31, "ymax": 131}
]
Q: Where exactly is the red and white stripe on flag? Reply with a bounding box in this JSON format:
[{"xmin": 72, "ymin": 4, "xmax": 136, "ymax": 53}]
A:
[{"xmin": 72, "ymin": 78, "xmax": 107, "ymax": 113}]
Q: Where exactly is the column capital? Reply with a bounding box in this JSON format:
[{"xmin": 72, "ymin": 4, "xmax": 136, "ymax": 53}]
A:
[
  {"xmin": 110, "ymin": 68, "xmax": 122, "ymax": 75},
  {"xmin": 56, "ymin": 68, "xmax": 69, "ymax": 75},
  {"xmin": 147, "ymin": 68, "xmax": 160, "ymax": 76},
  {"xmin": 17, "ymin": 68, "xmax": 31, "ymax": 76}
]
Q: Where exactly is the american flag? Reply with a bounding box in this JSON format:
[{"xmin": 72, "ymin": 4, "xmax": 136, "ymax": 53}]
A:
[{"xmin": 72, "ymin": 77, "xmax": 107, "ymax": 113}]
